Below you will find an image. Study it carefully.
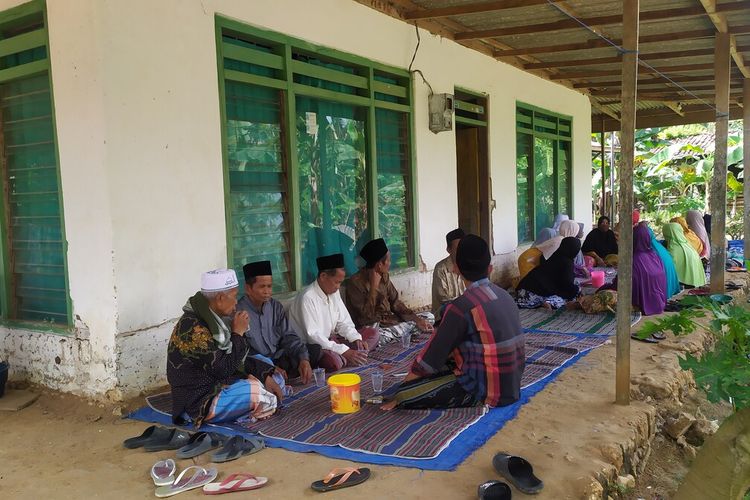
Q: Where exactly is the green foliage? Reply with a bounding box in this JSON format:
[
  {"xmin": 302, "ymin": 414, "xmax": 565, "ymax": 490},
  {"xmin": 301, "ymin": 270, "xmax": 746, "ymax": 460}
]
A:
[
  {"xmin": 638, "ymin": 297, "xmax": 750, "ymax": 411},
  {"xmin": 593, "ymin": 122, "xmax": 744, "ymax": 236}
]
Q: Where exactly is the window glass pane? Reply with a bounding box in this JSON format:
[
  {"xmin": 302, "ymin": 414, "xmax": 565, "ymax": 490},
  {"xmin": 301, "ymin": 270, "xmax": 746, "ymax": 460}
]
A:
[
  {"xmin": 1, "ymin": 73, "xmax": 67, "ymax": 323},
  {"xmin": 376, "ymin": 108, "xmax": 413, "ymax": 269},
  {"xmin": 296, "ymin": 97, "xmax": 368, "ymax": 285},
  {"xmin": 225, "ymin": 81, "xmax": 291, "ymax": 293},
  {"xmin": 534, "ymin": 137, "xmax": 555, "ymax": 234},
  {"xmin": 558, "ymin": 141, "xmax": 571, "ymax": 216},
  {"xmin": 516, "ymin": 133, "xmax": 533, "ymax": 242}
]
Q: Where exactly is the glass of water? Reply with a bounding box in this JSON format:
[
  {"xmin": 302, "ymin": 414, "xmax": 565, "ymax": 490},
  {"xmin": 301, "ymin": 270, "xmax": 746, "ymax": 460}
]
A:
[
  {"xmin": 401, "ymin": 331, "xmax": 412, "ymax": 349},
  {"xmin": 371, "ymin": 369, "xmax": 384, "ymax": 394}
]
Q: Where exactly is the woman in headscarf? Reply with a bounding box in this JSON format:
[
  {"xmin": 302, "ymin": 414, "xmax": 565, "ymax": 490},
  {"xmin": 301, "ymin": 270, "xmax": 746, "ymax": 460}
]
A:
[
  {"xmin": 517, "ymin": 237, "xmax": 581, "ymax": 309},
  {"xmin": 647, "ymin": 224, "xmax": 681, "ymax": 299},
  {"xmin": 670, "ymin": 216, "xmax": 704, "ymax": 256},
  {"xmin": 662, "ymin": 222, "xmax": 706, "ymax": 287},
  {"xmin": 686, "ymin": 210, "xmax": 710, "ymax": 259},
  {"xmin": 582, "ymin": 216, "xmax": 618, "ymax": 267},
  {"xmin": 626, "ymin": 223, "xmax": 666, "ymax": 315},
  {"xmin": 535, "ymin": 220, "xmax": 580, "ymax": 260},
  {"xmin": 552, "ymin": 213, "xmax": 569, "ymax": 231},
  {"xmin": 533, "ymin": 227, "xmax": 557, "ymax": 246}
]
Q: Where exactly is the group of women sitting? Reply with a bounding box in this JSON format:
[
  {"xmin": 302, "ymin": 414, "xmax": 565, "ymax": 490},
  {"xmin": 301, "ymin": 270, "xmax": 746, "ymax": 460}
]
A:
[{"xmin": 515, "ymin": 210, "xmax": 711, "ymax": 316}]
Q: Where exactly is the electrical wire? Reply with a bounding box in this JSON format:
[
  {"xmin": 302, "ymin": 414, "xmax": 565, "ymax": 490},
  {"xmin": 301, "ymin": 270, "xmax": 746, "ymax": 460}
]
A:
[
  {"xmin": 544, "ymin": 0, "xmax": 727, "ymax": 116},
  {"xmin": 409, "ymin": 22, "xmax": 434, "ymax": 96}
]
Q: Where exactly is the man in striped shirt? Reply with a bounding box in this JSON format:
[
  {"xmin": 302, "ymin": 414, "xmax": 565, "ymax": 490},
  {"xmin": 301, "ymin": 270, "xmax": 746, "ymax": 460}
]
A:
[{"xmin": 382, "ymin": 235, "xmax": 525, "ymax": 410}]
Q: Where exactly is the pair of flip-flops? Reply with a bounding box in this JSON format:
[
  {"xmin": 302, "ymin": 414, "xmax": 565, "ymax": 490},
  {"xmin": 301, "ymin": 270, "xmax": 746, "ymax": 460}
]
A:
[
  {"xmin": 175, "ymin": 432, "xmax": 224, "ymax": 459},
  {"xmin": 631, "ymin": 332, "xmax": 666, "ymax": 344},
  {"xmin": 211, "ymin": 435, "xmax": 265, "ymax": 463},
  {"xmin": 124, "ymin": 425, "xmax": 191, "ymax": 452},
  {"xmin": 151, "ymin": 461, "xmax": 267, "ymax": 496},
  {"xmin": 311, "ymin": 467, "xmax": 371, "ymax": 492},
  {"xmin": 152, "ymin": 463, "xmax": 217, "ymax": 497},
  {"xmin": 478, "ymin": 453, "xmax": 543, "ymax": 499}
]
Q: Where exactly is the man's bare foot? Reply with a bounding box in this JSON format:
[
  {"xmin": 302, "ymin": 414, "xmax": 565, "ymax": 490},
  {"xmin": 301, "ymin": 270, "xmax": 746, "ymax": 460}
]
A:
[
  {"xmin": 541, "ymin": 301, "xmax": 552, "ymax": 310},
  {"xmin": 380, "ymin": 400, "xmax": 398, "ymax": 411}
]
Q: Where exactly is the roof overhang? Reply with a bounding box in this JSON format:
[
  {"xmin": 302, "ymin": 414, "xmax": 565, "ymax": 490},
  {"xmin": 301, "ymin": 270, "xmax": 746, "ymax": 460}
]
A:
[{"xmin": 354, "ymin": 0, "xmax": 750, "ymax": 131}]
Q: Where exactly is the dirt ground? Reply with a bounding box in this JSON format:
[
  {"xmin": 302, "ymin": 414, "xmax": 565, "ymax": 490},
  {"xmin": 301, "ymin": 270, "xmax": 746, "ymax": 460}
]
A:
[
  {"xmin": 3, "ymin": 283, "xmax": 744, "ymax": 500},
  {"xmin": 624, "ymin": 391, "xmax": 732, "ymax": 500},
  {"xmin": 0, "ymin": 334, "xmax": 706, "ymax": 500}
]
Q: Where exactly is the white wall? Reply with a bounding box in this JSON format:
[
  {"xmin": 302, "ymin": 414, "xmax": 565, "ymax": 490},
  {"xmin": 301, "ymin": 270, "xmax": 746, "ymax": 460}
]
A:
[{"xmin": 0, "ymin": 0, "xmax": 591, "ymax": 398}]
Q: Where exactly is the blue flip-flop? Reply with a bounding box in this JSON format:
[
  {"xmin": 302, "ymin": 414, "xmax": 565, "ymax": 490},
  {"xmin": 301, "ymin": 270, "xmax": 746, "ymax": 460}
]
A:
[{"xmin": 210, "ymin": 435, "xmax": 265, "ymax": 463}]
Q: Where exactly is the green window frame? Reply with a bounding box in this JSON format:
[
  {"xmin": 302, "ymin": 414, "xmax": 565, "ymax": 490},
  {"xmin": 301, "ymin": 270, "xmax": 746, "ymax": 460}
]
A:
[
  {"xmin": 515, "ymin": 102, "xmax": 573, "ymax": 244},
  {"xmin": 0, "ymin": 0, "xmax": 71, "ymax": 328},
  {"xmin": 215, "ymin": 17, "xmax": 418, "ymax": 293}
]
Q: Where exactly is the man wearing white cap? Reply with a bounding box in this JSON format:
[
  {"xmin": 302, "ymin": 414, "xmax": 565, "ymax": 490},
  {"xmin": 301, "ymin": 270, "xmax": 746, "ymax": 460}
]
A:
[{"xmin": 166, "ymin": 269, "xmax": 283, "ymax": 427}]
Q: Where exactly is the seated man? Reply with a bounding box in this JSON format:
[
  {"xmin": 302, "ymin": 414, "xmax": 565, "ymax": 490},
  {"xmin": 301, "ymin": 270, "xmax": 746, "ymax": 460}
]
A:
[
  {"xmin": 236, "ymin": 260, "xmax": 314, "ymax": 384},
  {"xmin": 345, "ymin": 238, "xmax": 433, "ymax": 344},
  {"xmin": 431, "ymin": 228, "xmax": 466, "ymax": 323},
  {"xmin": 382, "ymin": 235, "xmax": 525, "ymax": 410},
  {"xmin": 167, "ymin": 269, "xmax": 283, "ymax": 427},
  {"xmin": 290, "ymin": 253, "xmax": 379, "ymax": 372},
  {"xmin": 582, "ymin": 215, "xmax": 619, "ymax": 267}
]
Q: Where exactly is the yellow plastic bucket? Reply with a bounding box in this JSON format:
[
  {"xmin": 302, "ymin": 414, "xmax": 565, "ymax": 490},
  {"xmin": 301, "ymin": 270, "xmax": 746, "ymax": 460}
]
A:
[{"xmin": 327, "ymin": 373, "xmax": 361, "ymax": 414}]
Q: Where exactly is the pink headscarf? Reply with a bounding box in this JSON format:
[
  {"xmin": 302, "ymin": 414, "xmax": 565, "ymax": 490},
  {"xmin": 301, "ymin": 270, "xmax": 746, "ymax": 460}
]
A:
[
  {"xmin": 686, "ymin": 210, "xmax": 710, "ymax": 258},
  {"xmin": 536, "ymin": 220, "xmax": 579, "ymax": 259},
  {"xmin": 632, "ymin": 209, "xmax": 640, "ymax": 225}
]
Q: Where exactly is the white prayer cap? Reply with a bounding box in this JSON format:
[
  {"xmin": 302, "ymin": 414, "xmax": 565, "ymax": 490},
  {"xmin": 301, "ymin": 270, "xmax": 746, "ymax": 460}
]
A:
[{"xmin": 201, "ymin": 269, "xmax": 239, "ymax": 292}]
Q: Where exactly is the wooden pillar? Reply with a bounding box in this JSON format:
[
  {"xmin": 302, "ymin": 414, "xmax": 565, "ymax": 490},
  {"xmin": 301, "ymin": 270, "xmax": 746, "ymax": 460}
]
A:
[
  {"xmin": 710, "ymin": 32, "xmax": 730, "ymax": 294},
  {"xmin": 610, "ymin": 131, "xmax": 616, "ymax": 222},
  {"xmin": 601, "ymin": 128, "xmax": 606, "ymax": 215},
  {"xmin": 615, "ymin": 0, "xmax": 639, "ymax": 406},
  {"xmin": 744, "ymin": 79, "xmax": 750, "ymax": 268}
]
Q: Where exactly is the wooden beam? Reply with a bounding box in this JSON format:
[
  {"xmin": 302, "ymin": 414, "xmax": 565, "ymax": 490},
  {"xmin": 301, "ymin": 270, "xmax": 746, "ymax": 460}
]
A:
[
  {"xmin": 591, "ymin": 100, "xmax": 620, "ymax": 120},
  {"xmin": 494, "ymin": 29, "xmax": 715, "ymax": 57},
  {"xmin": 593, "ymin": 104, "xmax": 744, "ymax": 131},
  {"xmin": 403, "ymin": 0, "xmax": 563, "ymax": 20},
  {"xmin": 744, "ymin": 79, "xmax": 750, "ymax": 267},
  {"xmin": 456, "ymin": 5, "xmax": 718, "ymax": 41},
  {"xmin": 552, "ymin": 63, "xmax": 714, "ymax": 80},
  {"xmin": 710, "ymin": 31, "xmax": 730, "ymax": 294},
  {"xmin": 574, "ymin": 74, "xmax": 737, "ymax": 89},
  {"xmin": 616, "ymin": 0, "xmax": 638, "ymax": 407},
  {"xmin": 526, "ymin": 48, "xmax": 718, "ymax": 71},
  {"xmin": 525, "ymin": 55, "xmax": 621, "ymax": 70},
  {"xmin": 699, "ymin": 0, "xmax": 750, "ymax": 78},
  {"xmin": 663, "ymin": 101, "xmax": 685, "ymax": 116},
  {"xmin": 589, "ymin": 82, "xmax": 745, "ymax": 95}
]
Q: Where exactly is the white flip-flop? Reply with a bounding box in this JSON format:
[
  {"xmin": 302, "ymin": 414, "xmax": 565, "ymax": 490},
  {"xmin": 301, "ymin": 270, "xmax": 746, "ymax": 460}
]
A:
[
  {"xmin": 150, "ymin": 459, "xmax": 176, "ymax": 486},
  {"xmin": 154, "ymin": 465, "xmax": 217, "ymax": 497},
  {"xmin": 202, "ymin": 473, "xmax": 268, "ymax": 495}
]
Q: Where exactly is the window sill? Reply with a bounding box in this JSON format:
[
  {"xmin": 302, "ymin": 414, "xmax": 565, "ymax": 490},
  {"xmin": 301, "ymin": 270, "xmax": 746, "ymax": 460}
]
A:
[{"xmin": 0, "ymin": 319, "xmax": 74, "ymax": 337}]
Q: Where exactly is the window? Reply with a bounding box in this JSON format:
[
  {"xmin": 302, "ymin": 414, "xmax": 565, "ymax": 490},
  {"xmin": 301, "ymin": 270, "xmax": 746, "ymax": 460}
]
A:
[
  {"xmin": 0, "ymin": 1, "xmax": 69, "ymax": 325},
  {"xmin": 217, "ymin": 18, "xmax": 416, "ymax": 292},
  {"xmin": 515, "ymin": 103, "xmax": 572, "ymax": 243}
]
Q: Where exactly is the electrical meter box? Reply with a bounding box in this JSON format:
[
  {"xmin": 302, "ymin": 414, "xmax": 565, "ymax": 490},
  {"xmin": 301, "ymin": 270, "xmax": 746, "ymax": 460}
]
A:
[{"xmin": 428, "ymin": 93, "xmax": 454, "ymax": 133}]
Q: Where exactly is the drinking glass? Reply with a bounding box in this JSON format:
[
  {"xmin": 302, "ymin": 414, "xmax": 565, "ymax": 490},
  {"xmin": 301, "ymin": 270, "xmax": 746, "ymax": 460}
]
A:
[
  {"xmin": 313, "ymin": 368, "xmax": 326, "ymax": 387},
  {"xmin": 401, "ymin": 331, "xmax": 412, "ymax": 349},
  {"xmin": 371, "ymin": 369, "xmax": 384, "ymax": 394}
]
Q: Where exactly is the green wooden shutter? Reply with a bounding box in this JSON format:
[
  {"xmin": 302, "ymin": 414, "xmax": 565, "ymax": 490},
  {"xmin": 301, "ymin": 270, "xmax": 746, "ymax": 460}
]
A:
[
  {"xmin": 0, "ymin": 72, "xmax": 67, "ymax": 323},
  {"xmin": 224, "ymin": 81, "xmax": 292, "ymax": 293},
  {"xmin": 376, "ymin": 108, "xmax": 413, "ymax": 269}
]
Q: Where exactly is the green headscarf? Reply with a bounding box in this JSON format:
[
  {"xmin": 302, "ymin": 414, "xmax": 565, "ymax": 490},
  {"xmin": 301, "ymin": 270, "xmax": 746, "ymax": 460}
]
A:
[{"xmin": 662, "ymin": 223, "xmax": 706, "ymax": 287}]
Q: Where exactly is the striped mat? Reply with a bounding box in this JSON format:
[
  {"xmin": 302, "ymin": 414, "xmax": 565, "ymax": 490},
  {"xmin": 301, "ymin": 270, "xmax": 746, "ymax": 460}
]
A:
[
  {"xmin": 520, "ymin": 307, "xmax": 641, "ymax": 335},
  {"xmin": 139, "ymin": 330, "xmax": 608, "ymax": 463}
]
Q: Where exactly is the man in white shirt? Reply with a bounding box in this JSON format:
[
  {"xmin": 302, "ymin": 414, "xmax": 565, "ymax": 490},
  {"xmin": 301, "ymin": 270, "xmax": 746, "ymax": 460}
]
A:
[{"xmin": 290, "ymin": 253, "xmax": 379, "ymax": 372}]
